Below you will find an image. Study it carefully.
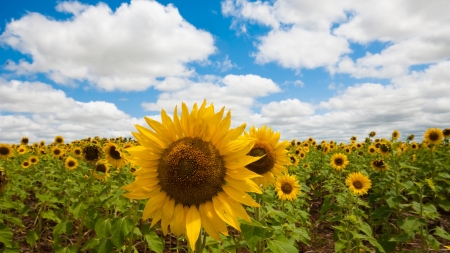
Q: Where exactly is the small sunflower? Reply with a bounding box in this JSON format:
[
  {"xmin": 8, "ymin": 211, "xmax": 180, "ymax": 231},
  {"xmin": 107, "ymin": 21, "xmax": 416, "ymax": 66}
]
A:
[
  {"xmin": 83, "ymin": 145, "xmax": 102, "ymax": 163},
  {"xmin": 244, "ymin": 125, "xmax": 290, "ymax": 188},
  {"xmin": 39, "ymin": 140, "xmax": 46, "ymax": 147},
  {"xmin": 299, "ymin": 151, "xmax": 306, "ymax": 159},
  {"xmin": 303, "ymin": 163, "xmax": 310, "ymax": 169},
  {"xmin": 39, "ymin": 148, "xmax": 47, "ymax": 155},
  {"xmin": 346, "ymin": 172, "xmax": 371, "ymax": 195},
  {"xmin": 17, "ymin": 145, "xmax": 27, "ymax": 155},
  {"xmin": 21, "ymin": 160, "xmax": 31, "ymax": 169},
  {"xmin": 370, "ymin": 159, "xmax": 388, "ymax": 172},
  {"xmin": 64, "ymin": 157, "xmax": 79, "ymax": 171},
  {"xmin": 330, "ymin": 153, "xmax": 349, "ymax": 171},
  {"xmin": 103, "ymin": 142, "xmax": 126, "ymax": 169},
  {"xmin": 350, "ymin": 136, "xmax": 357, "ymax": 141},
  {"xmin": 20, "ymin": 136, "xmax": 29, "ymax": 145},
  {"xmin": 391, "ymin": 130, "xmax": 400, "ymax": 140},
  {"xmin": 378, "ymin": 143, "xmax": 391, "ymax": 156},
  {"xmin": 51, "ymin": 146, "xmax": 64, "ymax": 158},
  {"xmin": 94, "ymin": 160, "xmax": 110, "ymax": 181},
  {"xmin": 344, "ymin": 146, "xmax": 352, "ymax": 154},
  {"xmin": 369, "ymin": 131, "xmax": 376, "ymax": 137},
  {"xmin": 407, "ymin": 134, "xmax": 415, "ymax": 141},
  {"xmin": 443, "ymin": 128, "xmax": 450, "ymax": 138},
  {"xmin": 29, "ymin": 156, "xmax": 39, "ymax": 165},
  {"xmin": 275, "ymin": 174, "xmax": 301, "ymax": 201},
  {"xmin": 122, "ymin": 101, "xmax": 263, "ymax": 249},
  {"xmin": 0, "ymin": 144, "xmax": 14, "ymax": 160},
  {"xmin": 424, "ymin": 128, "xmax": 444, "ymax": 145},
  {"xmin": 410, "ymin": 142, "xmax": 419, "ymax": 150},
  {"xmin": 289, "ymin": 156, "xmax": 299, "ymax": 167},
  {"xmin": 367, "ymin": 145, "xmax": 377, "ymax": 155},
  {"xmin": 72, "ymin": 147, "xmax": 83, "ymax": 157}
]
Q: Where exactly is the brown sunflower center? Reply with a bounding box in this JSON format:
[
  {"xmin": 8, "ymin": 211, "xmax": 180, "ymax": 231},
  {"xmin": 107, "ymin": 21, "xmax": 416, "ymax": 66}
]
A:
[
  {"xmin": 30, "ymin": 158, "xmax": 37, "ymax": 163},
  {"xmin": 352, "ymin": 180, "xmax": 363, "ymax": 189},
  {"xmin": 74, "ymin": 149, "xmax": 81, "ymax": 155},
  {"xmin": 96, "ymin": 164, "xmax": 107, "ymax": 173},
  {"xmin": 83, "ymin": 146, "xmax": 101, "ymax": 161},
  {"xmin": 53, "ymin": 149, "xmax": 61, "ymax": 155},
  {"xmin": 0, "ymin": 147, "xmax": 10, "ymax": 156},
  {"xmin": 334, "ymin": 158, "xmax": 343, "ymax": 166},
  {"xmin": 21, "ymin": 138, "xmax": 29, "ymax": 145},
  {"xmin": 380, "ymin": 144, "xmax": 390, "ymax": 153},
  {"xmin": 281, "ymin": 182, "xmax": 293, "ymax": 194},
  {"xmin": 108, "ymin": 146, "xmax": 122, "ymax": 160},
  {"xmin": 56, "ymin": 137, "xmax": 63, "ymax": 143},
  {"xmin": 68, "ymin": 161, "xmax": 76, "ymax": 167},
  {"xmin": 369, "ymin": 147, "xmax": 375, "ymax": 153},
  {"xmin": 23, "ymin": 161, "xmax": 30, "ymax": 167},
  {"xmin": 443, "ymin": 129, "xmax": 450, "ymax": 137},
  {"xmin": 429, "ymin": 131, "xmax": 439, "ymax": 141},
  {"xmin": 290, "ymin": 156, "xmax": 296, "ymax": 163},
  {"xmin": 374, "ymin": 160, "xmax": 385, "ymax": 168},
  {"xmin": 158, "ymin": 137, "xmax": 226, "ymax": 206},
  {"xmin": 246, "ymin": 141, "xmax": 276, "ymax": 175}
]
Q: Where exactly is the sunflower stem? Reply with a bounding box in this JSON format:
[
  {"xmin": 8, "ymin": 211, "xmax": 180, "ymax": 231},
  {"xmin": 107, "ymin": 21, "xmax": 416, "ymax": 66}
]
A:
[{"xmin": 194, "ymin": 229, "xmax": 204, "ymax": 252}]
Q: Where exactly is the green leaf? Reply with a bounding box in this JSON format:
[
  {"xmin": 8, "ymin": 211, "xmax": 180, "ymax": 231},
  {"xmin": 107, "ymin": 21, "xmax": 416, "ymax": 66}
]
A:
[
  {"xmin": 97, "ymin": 238, "xmax": 113, "ymax": 253},
  {"xmin": 434, "ymin": 227, "xmax": 450, "ymax": 241},
  {"xmin": 70, "ymin": 201, "xmax": 88, "ymax": 219},
  {"xmin": 42, "ymin": 210, "xmax": 61, "ymax": 223},
  {"xmin": 438, "ymin": 199, "xmax": 450, "ymax": 211},
  {"xmin": 111, "ymin": 217, "xmax": 133, "ymax": 248},
  {"xmin": 267, "ymin": 239, "xmax": 298, "ymax": 253},
  {"xmin": 426, "ymin": 234, "xmax": 440, "ymax": 250},
  {"xmin": 370, "ymin": 206, "xmax": 391, "ymax": 220},
  {"xmin": 95, "ymin": 218, "xmax": 112, "ymax": 238},
  {"xmin": 81, "ymin": 238, "xmax": 100, "ymax": 251},
  {"xmin": 437, "ymin": 172, "xmax": 450, "ymax": 179},
  {"xmin": 144, "ymin": 230, "xmax": 163, "ymax": 253},
  {"xmin": 334, "ymin": 239, "xmax": 347, "ymax": 252},
  {"xmin": 359, "ymin": 222, "xmax": 373, "ymax": 237},
  {"xmin": 53, "ymin": 221, "xmax": 73, "ymax": 237},
  {"xmin": 368, "ymin": 238, "xmax": 386, "ymax": 253},
  {"xmin": 26, "ymin": 230, "xmax": 39, "ymax": 248},
  {"xmin": 3, "ymin": 217, "xmax": 24, "ymax": 228},
  {"xmin": 0, "ymin": 223, "xmax": 14, "ymax": 247},
  {"xmin": 55, "ymin": 245, "xmax": 78, "ymax": 253},
  {"xmin": 399, "ymin": 217, "xmax": 421, "ymax": 232},
  {"xmin": 389, "ymin": 232, "xmax": 413, "ymax": 242}
]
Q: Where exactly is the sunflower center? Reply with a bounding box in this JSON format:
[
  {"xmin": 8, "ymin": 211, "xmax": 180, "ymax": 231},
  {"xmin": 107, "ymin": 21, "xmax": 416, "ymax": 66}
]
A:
[
  {"xmin": 429, "ymin": 132, "xmax": 439, "ymax": 141},
  {"xmin": 158, "ymin": 137, "xmax": 226, "ymax": 206},
  {"xmin": 23, "ymin": 162, "xmax": 29, "ymax": 167},
  {"xmin": 281, "ymin": 182, "xmax": 293, "ymax": 194},
  {"xmin": 334, "ymin": 158, "xmax": 343, "ymax": 166},
  {"xmin": 374, "ymin": 160, "xmax": 385, "ymax": 168},
  {"xmin": 30, "ymin": 158, "xmax": 37, "ymax": 163},
  {"xmin": 68, "ymin": 161, "xmax": 76, "ymax": 167},
  {"xmin": 380, "ymin": 144, "xmax": 389, "ymax": 153},
  {"xmin": 352, "ymin": 180, "xmax": 363, "ymax": 189},
  {"xmin": 56, "ymin": 138, "xmax": 63, "ymax": 143},
  {"xmin": 108, "ymin": 146, "xmax": 122, "ymax": 160},
  {"xmin": 290, "ymin": 157, "xmax": 296, "ymax": 163},
  {"xmin": 84, "ymin": 146, "xmax": 100, "ymax": 161},
  {"xmin": 54, "ymin": 149, "xmax": 61, "ymax": 155},
  {"xmin": 96, "ymin": 164, "xmax": 107, "ymax": 173},
  {"xmin": 0, "ymin": 147, "xmax": 10, "ymax": 156},
  {"xmin": 246, "ymin": 141, "xmax": 276, "ymax": 175},
  {"xmin": 75, "ymin": 149, "xmax": 81, "ymax": 155}
]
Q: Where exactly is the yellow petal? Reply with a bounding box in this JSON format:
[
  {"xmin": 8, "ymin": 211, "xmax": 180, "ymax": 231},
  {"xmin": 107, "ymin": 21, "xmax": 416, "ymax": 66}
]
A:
[
  {"xmin": 161, "ymin": 198, "xmax": 175, "ymax": 236},
  {"xmin": 222, "ymin": 184, "xmax": 260, "ymax": 207},
  {"xmin": 225, "ymin": 175, "xmax": 262, "ymax": 194},
  {"xmin": 198, "ymin": 203, "xmax": 221, "ymax": 241},
  {"xmin": 169, "ymin": 204, "xmax": 185, "ymax": 236},
  {"xmin": 186, "ymin": 205, "xmax": 201, "ymax": 250},
  {"xmin": 212, "ymin": 194, "xmax": 240, "ymax": 231},
  {"xmin": 204, "ymin": 201, "xmax": 229, "ymax": 236},
  {"xmin": 225, "ymin": 156, "xmax": 262, "ymax": 170},
  {"xmin": 223, "ymin": 193, "xmax": 251, "ymax": 222},
  {"xmin": 226, "ymin": 167, "xmax": 262, "ymax": 179},
  {"xmin": 142, "ymin": 191, "xmax": 166, "ymax": 220}
]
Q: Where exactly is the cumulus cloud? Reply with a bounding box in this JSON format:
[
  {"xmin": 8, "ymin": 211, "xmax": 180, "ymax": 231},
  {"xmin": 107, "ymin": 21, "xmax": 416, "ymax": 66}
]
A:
[
  {"xmin": 0, "ymin": 0, "xmax": 215, "ymax": 91},
  {"xmin": 0, "ymin": 78, "xmax": 141, "ymax": 143},
  {"xmin": 261, "ymin": 99, "xmax": 314, "ymax": 118}
]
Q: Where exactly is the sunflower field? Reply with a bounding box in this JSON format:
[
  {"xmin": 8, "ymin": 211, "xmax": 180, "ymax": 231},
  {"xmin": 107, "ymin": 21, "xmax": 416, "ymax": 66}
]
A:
[{"xmin": 1, "ymin": 101, "xmax": 450, "ymax": 253}]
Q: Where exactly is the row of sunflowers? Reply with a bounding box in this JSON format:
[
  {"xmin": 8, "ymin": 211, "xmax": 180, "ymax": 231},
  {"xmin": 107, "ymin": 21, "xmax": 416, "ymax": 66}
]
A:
[{"xmin": 1, "ymin": 100, "xmax": 450, "ymax": 252}]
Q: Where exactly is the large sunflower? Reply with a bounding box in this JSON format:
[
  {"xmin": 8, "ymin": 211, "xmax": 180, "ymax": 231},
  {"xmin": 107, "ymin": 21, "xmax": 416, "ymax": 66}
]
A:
[
  {"xmin": 0, "ymin": 144, "xmax": 14, "ymax": 160},
  {"xmin": 122, "ymin": 101, "xmax": 262, "ymax": 249},
  {"xmin": 330, "ymin": 153, "xmax": 349, "ymax": 171},
  {"xmin": 346, "ymin": 172, "xmax": 371, "ymax": 195},
  {"xmin": 424, "ymin": 128, "xmax": 444, "ymax": 145},
  {"xmin": 275, "ymin": 174, "xmax": 301, "ymax": 201},
  {"xmin": 243, "ymin": 125, "xmax": 290, "ymax": 188},
  {"xmin": 103, "ymin": 142, "xmax": 126, "ymax": 169}
]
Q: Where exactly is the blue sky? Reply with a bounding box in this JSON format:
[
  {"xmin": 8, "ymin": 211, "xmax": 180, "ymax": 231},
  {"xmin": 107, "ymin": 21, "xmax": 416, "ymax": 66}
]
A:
[{"xmin": 1, "ymin": 0, "xmax": 449, "ymax": 144}]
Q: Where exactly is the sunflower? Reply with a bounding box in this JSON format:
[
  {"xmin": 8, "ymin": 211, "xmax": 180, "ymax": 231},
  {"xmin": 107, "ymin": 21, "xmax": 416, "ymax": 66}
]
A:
[
  {"xmin": 39, "ymin": 140, "xmax": 46, "ymax": 147},
  {"xmin": 303, "ymin": 163, "xmax": 310, "ymax": 169},
  {"xmin": 350, "ymin": 136, "xmax": 357, "ymax": 141},
  {"xmin": 21, "ymin": 160, "xmax": 31, "ymax": 169},
  {"xmin": 289, "ymin": 156, "xmax": 299, "ymax": 167},
  {"xmin": 17, "ymin": 145, "xmax": 27, "ymax": 155},
  {"xmin": 72, "ymin": 147, "xmax": 83, "ymax": 157},
  {"xmin": 64, "ymin": 157, "xmax": 79, "ymax": 171},
  {"xmin": 410, "ymin": 142, "xmax": 419, "ymax": 150},
  {"xmin": 370, "ymin": 159, "xmax": 388, "ymax": 172},
  {"xmin": 346, "ymin": 172, "xmax": 371, "ymax": 195},
  {"xmin": 53, "ymin": 135, "xmax": 64, "ymax": 144},
  {"xmin": 93, "ymin": 160, "xmax": 111, "ymax": 181},
  {"xmin": 391, "ymin": 130, "xmax": 400, "ymax": 140},
  {"xmin": 369, "ymin": 131, "xmax": 376, "ymax": 137},
  {"xmin": 443, "ymin": 128, "xmax": 450, "ymax": 138},
  {"xmin": 321, "ymin": 145, "xmax": 330, "ymax": 154},
  {"xmin": 243, "ymin": 125, "xmax": 290, "ymax": 188},
  {"xmin": 407, "ymin": 134, "xmax": 415, "ymax": 141},
  {"xmin": 0, "ymin": 144, "xmax": 14, "ymax": 160},
  {"xmin": 424, "ymin": 128, "xmax": 444, "ymax": 145},
  {"xmin": 344, "ymin": 146, "xmax": 351, "ymax": 154},
  {"xmin": 367, "ymin": 145, "xmax": 377, "ymax": 155},
  {"xmin": 29, "ymin": 156, "xmax": 39, "ymax": 165},
  {"xmin": 330, "ymin": 153, "xmax": 349, "ymax": 171},
  {"xmin": 122, "ymin": 101, "xmax": 263, "ymax": 249},
  {"xmin": 83, "ymin": 145, "xmax": 102, "ymax": 163},
  {"xmin": 104, "ymin": 142, "xmax": 126, "ymax": 169},
  {"xmin": 378, "ymin": 143, "xmax": 391, "ymax": 156},
  {"xmin": 275, "ymin": 174, "xmax": 301, "ymax": 201},
  {"xmin": 299, "ymin": 151, "xmax": 306, "ymax": 159},
  {"xmin": 20, "ymin": 136, "xmax": 29, "ymax": 145},
  {"xmin": 39, "ymin": 148, "xmax": 47, "ymax": 155},
  {"xmin": 51, "ymin": 146, "xmax": 64, "ymax": 158}
]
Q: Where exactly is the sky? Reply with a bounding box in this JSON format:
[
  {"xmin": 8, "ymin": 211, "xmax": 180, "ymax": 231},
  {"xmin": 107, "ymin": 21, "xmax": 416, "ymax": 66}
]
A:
[{"xmin": 1, "ymin": 0, "xmax": 449, "ymax": 144}]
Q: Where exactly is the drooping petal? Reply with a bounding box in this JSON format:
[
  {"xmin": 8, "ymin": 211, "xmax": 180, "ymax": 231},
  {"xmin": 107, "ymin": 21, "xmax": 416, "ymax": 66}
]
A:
[
  {"xmin": 222, "ymin": 184, "xmax": 260, "ymax": 207},
  {"xmin": 186, "ymin": 205, "xmax": 201, "ymax": 250}
]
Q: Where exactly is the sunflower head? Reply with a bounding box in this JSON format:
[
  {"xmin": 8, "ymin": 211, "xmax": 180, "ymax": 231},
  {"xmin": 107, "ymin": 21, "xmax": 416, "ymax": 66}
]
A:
[
  {"xmin": 73, "ymin": 147, "xmax": 83, "ymax": 157},
  {"xmin": 83, "ymin": 145, "xmax": 102, "ymax": 163},
  {"xmin": 371, "ymin": 159, "xmax": 388, "ymax": 172},
  {"xmin": 275, "ymin": 174, "xmax": 301, "ymax": 201},
  {"xmin": 64, "ymin": 157, "xmax": 79, "ymax": 171},
  {"xmin": 122, "ymin": 100, "xmax": 263, "ymax": 249},
  {"xmin": 20, "ymin": 136, "xmax": 29, "ymax": 145},
  {"xmin": 346, "ymin": 172, "xmax": 371, "ymax": 195},
  {"xmin": 330, "ymin": 153, "xmax": 349, "ymax": 171},
  {"xmin": 103, "ymin": 142, "xmax": 126, "ymax": 169},
  {"xmin": 378, "ymin": 143, "xmax": 391, "ymax": 156},
  {"xmin": 21, "ymin": 160, "xmax": 31, "ymax": 169},
  {"xmin": 17, "ymin": 145, "xmax": 27, "ymax": 155},
  {"xmin": 94, "ymin": 160, "xmax": 110, "ymax": 181},
  {"xmin": 443, "ymin": 128, "xmax": 450, "ymax": 138},
  {"xmin": 350, "ymin": 136, "xmax": 357, "ymax": 141},
  {"xmin": 29, "ymin": 156, "xmax": 39, "ymax": 165},
  {"xmin": 54, "ymin": 135, "xmax": 64, "ymax": 145},
  {"xmin": 369, "ymin": 131, "xmax": 376, "ymax": 137},
  {"xmin": 424, "ymin": 128, "xmax": 444, "ymax": 145},
  {"xmin": 0, "ymin": 144, "xmax": 14, "ymax": 160},
  {"xmin": 407, "ymin": 134, "xmax": 415, "ymax": 141},
  {"xmin": 51, "ymin": 146, "xmax": 64, "ymax": 158},
  {"xmin": 391, "ymin": 130, "xmax": 400, "ymax": 140},
  {"xmin": 368, "ymin": 145, "xmax": 377, "ymax": 155}
]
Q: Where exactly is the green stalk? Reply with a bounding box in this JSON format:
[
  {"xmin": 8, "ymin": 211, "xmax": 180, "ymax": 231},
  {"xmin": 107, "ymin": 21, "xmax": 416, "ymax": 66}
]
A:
[{"xmin": 419, "ymin": 186, "xmax": 425, "ymax": 253}]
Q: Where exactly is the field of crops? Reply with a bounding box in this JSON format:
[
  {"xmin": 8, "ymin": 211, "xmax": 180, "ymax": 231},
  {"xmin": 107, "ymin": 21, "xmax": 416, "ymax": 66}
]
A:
[{"xmin": 1, "ymin": 102, "xmax": 450, "ymax": 253}]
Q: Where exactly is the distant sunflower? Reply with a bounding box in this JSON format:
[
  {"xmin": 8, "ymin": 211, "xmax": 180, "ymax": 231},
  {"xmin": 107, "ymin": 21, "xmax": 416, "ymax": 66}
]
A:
[
  {"xmin": 72, "ymin": 147, "xmax": 83, "ymax": 157},
  {"xmin": 346, "ymin": 172, "xmax": 371, "ymax": 195},
  {"xmin": 93, "ymin": 160, "xmax": 110, "ymax": 181},
  {"xmin": 303, "ymin": 163, "xmax": 310, "ymax": 169},
  {"xmin": 20, "ymin": 136, "xmax": 29, "ymax": 145},
  {"xmin": 51, "ymin": 146, "xmax": 64, "ymax": 158},
  {"xmin": 407, "ymin": 134, "xmax": 415, "ymax": 141},
  {"xmin": 370, "ymin": 159, "xmax": 388, "ymax": 172},
  {"xmin": 367, "ymin": 145, "xmax": 377, "ymax": 155},
  {"xmin": 275, "ymin": 174, "xmax": 301, "ymax": 201},
  {"xmin": 443, "ymin": 128, "xmax": 450, "ymax": 138},
  {"xmin": 424, "ymin": 128, "xmax": 444, "ymax": 145},
  {"xmin": 17, "ymin": 145, "xmax": 27, "ymax": 155},
  {"xmin": 378, "ymin": 143, "xmax": 391, "ymax": 156},
  {"xmin": 39, "ymin": 140, "xmax": 46, "ymax": 147},
  {"xmin": 299, "ymin": 151, "xmax": 306, "ymax": 159},
  {"xmin": 391, "ymin": 130, "xmax": 400, "ymax": 140},
  {"xmin": 21, "ymin": 160, "xmax": 31, "ymax": 169},
  {"xmin": 122, "ymin": 101, "xmax": 263, "ymax": 249},
  {"xmin": 321, "ymin": 145, "xmax": 330, "ymax": 154},
  {"xmin": 344, "ymin": 146, "xmax": 352, "ymax": 154},
  {"xmin": 54, "ymin": 135, "xmax": 64, "ymax": 145},
  {"xmin": 29, "ymin": 156, "xmax": 39, "ymax": 165},
  {"xmin": 289, "ymin": 156, "xmax": 299, "ymax": 167},
  {"xmin": 330, "ymin": 153, "xmax": 349, "ymax": 171},
  {"xmin": 103, "ymin": 142, "xmax": 126, "ymax": 169},
  {"xmin": 410, "ymin": 142, "xmax": 419, "ymax": 150},
  {"xmin": 83, "ymin": 145, "xmax": 102, "ymax": 163},
  {"xmin": 356, "ymin": 143, "xmax": 363, "ymax": 149},
  {"xmin": 350, "ymin": 136, "xmax": 357, "ymax": 141},
  {"xmin": 244, "ymin": 125, "xmax": 291, "ymax": 188},
  {"xmin": 39, "ymin": 148, "xmax": 47, "ymax": 155},
  {"xmin": 369, "ymin": 131, "xmax": 376, "ymax": 137},
  {"xmin": 64, "ymin": 157, "xmax": 79, "ymax": 171},
  {"xmin": 294, "ymin": 149, "xmax": 301, "ymax": 156},
  {"xmin": 0, "ymin": 144, "xmax": 14, "ymax": 160}
]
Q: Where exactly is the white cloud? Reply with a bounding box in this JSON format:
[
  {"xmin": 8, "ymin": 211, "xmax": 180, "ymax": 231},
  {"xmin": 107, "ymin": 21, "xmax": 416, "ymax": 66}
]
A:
[
  {"xmin": 217, "ymin": 55, "xmax": 237, "ymax": 72},
  {"xmin": 261, "ymin": 99, "xmax": 314, "ymax": 118},
  {"xmin": 0, "ymin": 79, "xmax": 141, "ymax": 143},
  {"xmin": 0, "ymin": 0, "xmax": 215, "ymax": 91}
]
